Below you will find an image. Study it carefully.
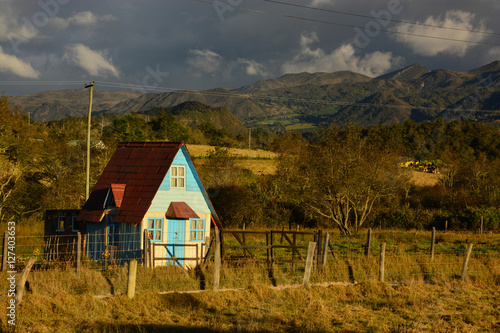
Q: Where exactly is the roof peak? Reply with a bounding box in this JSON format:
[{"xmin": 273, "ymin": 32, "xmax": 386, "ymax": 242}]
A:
[{"xmin": 118, "ymin": 141, "xmax": 184, "ymax": 148}]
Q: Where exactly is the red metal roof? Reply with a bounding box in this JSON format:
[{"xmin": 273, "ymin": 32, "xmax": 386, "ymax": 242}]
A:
[
  {"xmin": 110, "ymin": 184, "xmax": 126, "ymax": 207},
  {"xmin": 77, "ymin": 141, "xmax": 183, "ymax": 224},
  {"xmin": 166, "ymin": 202, "xmax": 199, "ymax": 219}
]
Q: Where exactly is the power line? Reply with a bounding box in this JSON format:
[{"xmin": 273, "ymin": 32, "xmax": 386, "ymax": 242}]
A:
[
  {"xmin": 2, "ymin": 80, "xmax": 499, "ymax": 113},
  {"xmin": 260, "ymin": 0, "xmax": 500, "ymax": 37},
  {"xmin": 191, "ymin": 0, "xmax": 499, "ymax": 46}
]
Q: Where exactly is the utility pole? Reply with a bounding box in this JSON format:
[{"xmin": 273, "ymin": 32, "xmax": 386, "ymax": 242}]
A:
[
  {"xmin": 248, "ymin": 128, "xmax": 251, "ymax": 150},
  {"xmin": 85, "ymin": 81, "xmax": 94, "ymax": 201}
]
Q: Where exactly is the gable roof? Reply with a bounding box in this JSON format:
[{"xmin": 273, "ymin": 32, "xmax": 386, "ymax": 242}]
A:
[{"xmin": 78, "ymin": 141, "xmax": 219, "ymax": 225}]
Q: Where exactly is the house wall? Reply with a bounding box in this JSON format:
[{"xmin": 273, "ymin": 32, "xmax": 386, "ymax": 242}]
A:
[
  {"xmin": 120, "ymin": 222, "xmax": 142, "ymax": 263},
  {"xmin": 45, "ymin": 209, "xmax": 82, "ymax": 235},
  {"xmin": 141, "ymin": 212, "xmax": 211, "ymax": 269},
  {"xmin": 86, "ymin": 222, "xmax": 106, "ymax": 262},
  {"xmin": 144, "ymin": 146, "xmax": 214, "ymax": 268}
]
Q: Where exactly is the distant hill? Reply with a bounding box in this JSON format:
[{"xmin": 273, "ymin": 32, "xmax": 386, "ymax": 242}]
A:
[
  {"xmin": 8, "ymin": 89, "xmax": 142, "ymax": 122},
  {"xmin": 106, "ymin": 88, "xmax": 268, "ymax": 120},
  {"xmin": 140, "ymin": 101, "xmax": 247, "ymax": 136},
  {"xmin": 7, "ymin": 61, "xmax": 500, "ymax": 128},
  {"xmin": 331, "ymin": 91, "xmax": 422, "ymax": 126}
]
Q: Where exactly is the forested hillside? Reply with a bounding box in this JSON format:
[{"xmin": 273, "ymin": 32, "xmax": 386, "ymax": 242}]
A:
[{"xmin": 8, "ymin": 61, "xmax": 500, "ymax": 129}]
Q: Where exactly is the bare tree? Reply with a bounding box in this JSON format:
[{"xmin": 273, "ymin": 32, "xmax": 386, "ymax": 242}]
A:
[{"xmin": 278, "ymin": 126, "xmax": 403, "ymax": 235}]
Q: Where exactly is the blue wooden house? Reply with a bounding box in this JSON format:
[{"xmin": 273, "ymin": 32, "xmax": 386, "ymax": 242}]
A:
[{"xmin": 77, "ymin": 141, "xmax": 220, "ymax": 268}]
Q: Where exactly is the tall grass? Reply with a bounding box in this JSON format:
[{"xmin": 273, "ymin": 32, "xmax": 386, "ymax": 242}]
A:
[{"xmin": 1, "ymin": 227, "xmax": 499, "ymax": 332}]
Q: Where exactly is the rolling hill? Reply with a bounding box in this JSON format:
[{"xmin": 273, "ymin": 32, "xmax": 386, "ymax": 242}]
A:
[{"xmin": 7, "ymin": 61, "xmax": 500, "ymax": 128}]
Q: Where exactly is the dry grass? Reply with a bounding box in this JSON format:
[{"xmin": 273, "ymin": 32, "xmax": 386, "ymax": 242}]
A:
[
  {"xmin": 186, "ymin": 144, "xmax": 278, "ymax": 175},
  {"xmin": 185, "ymin": 144, "xmax": 278, "ymax": 159},
  {"xmin": 409, "ymin": 170, "xmax": 441, "ymax": 187},
  {"xmin": 3, "ymin": 278, "xmax": 500, "ymax": 332},
  {"xmin": 3, "ymin": 222, "xmax": 500, "ymax": 332}
]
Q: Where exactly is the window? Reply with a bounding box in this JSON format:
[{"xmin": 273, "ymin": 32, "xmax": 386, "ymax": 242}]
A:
[
  {"xmin": 57, "ymin": 216, "xmax": 65, "ymax": 232},
  {"xmin": 72, "ymin": 216, "xmax": 80, "ymax": 232},
  {"xmin": 107, "ymin": 222, "xmax": 119, "ymax": 246},
  {"xmin": 147, "ymin": 218, "xmax": 163, "ymax": 242},
  {"xmin": 170, "ymin": 165, "xmax": 186, "ymax": 188},
  {"xmin": 190, "ymin": 219, "xmax": 205, "ymax": 241}
]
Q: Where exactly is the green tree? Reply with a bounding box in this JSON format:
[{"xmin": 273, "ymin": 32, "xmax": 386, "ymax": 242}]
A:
[
  {"xmin": 151, "ymin": 113, "xmax": 190, "ymax": 142},
  {"xmin": 278, "ymin": 125, "xmax": 404, "ymax": 234}
]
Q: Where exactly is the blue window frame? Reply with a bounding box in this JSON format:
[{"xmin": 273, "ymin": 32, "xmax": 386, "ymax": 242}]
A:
[
  {"xmin": 190, "ymin": 218, "xmax": 205, "ymax": 241},
  {"xmin": 147, "ymin": 218, "xmax": 163, "ymax": 242},
  {"xmin": 57, "ymin": 216, "xmax": 65, "ymax": 232},
  {"xmin": 170, "ymin": 165, "xmax": 186, "ymax": 188}
]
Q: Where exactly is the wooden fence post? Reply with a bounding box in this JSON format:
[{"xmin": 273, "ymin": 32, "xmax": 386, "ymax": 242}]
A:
[
  {"xmin": 445, "ymin": 220, "xmax": 448, "ymax": 232},
  {"xmin": 270, "ymin": 231, "xmax": 275, "ymax": 265},
  {"xmin": 152, "ymin": 243, "xmax": 156, "ymax": 269},
  {"xmin": 480, "ymin": 216, "xmax": 483, "ymax": 235},
  {"xmin": 76, "ymin": 232, "xmax": 81, "ymax": 278},
  {"xmin": 213, "ymin": 227, "xmax": 221, "ymax": 291},
  {"xmin": 322, "ymin": 233, "xmax": 329, "ymax": 266},
  {"xmin": 15, "ymin": 256, "xmax": 37, "ymax": 305},
  {"xmin": 316, "ymin": 230, "xmax": 322, "ymax": 269},
  {"xmin": 430, "ymin": 227, "xmax": 436, "ymax": 260},
  {"xmin": 365, "ymin": 228, "xmax": 372, "ymax": 257},
  {"xmin": 2, "ymin": 231, "xmax": 7, "ymax": 271},
  {"xmin": 303, "ymin": 242, "xmax": 317, "ymax": 286},
  {"xmin": 143, "ymin": 229, "xmax": 149, "ymax": 268},
  {"xmin": 379, "ymin": 243, "xmax": 386, "ymax": 282},
  {"xmin": 461, "ymin": 243, "xmax": 474, "ymax": 282},
  {"xmin": 127, "ymin": 259, "xmax": 138, "ymax": 299}
]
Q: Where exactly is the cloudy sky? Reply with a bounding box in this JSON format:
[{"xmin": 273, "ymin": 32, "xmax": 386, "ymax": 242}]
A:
[{"xmin": 1, "ymin": 0, "xmax": 500, "ymax": 95}]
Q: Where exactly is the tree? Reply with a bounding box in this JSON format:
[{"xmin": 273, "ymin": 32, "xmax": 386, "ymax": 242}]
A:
[
  {"xmin": 151, "ymin": 113, "xmax": 190, "ymax": 142},
  {"xmin": 278, "ymin": 125, "xmax": 404, "ymax": 234},
  {"xmin": 0, "ymin": 96, "xmax": 49, "ymax": 220}
]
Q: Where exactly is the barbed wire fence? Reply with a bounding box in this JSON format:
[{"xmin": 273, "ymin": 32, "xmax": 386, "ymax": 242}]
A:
[{"xmin": 2, "ymin": 228, "xmax": 499, "ymax": 297}]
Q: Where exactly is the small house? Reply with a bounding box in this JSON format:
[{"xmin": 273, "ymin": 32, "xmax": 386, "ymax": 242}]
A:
[
  {"xmin": 76, "ymin": 141, "xmax": 221, "ymax": 268},
  {"xmin": 44, "ymin": 209, "xmax": 83, "ymax": 261}
]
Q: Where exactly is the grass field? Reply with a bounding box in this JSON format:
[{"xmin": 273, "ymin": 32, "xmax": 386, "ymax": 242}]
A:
[
  {"xmin": 409, "ymin": 170, "xmax": 441, "ymax": 187},
  {"xmin": 2, "ymin": 220, "xmax": 499, "ymax": 332},
  {"xmin": 186, "ymin": 144, "xmax": 278, "ymax": 175},
  {"xmin": 1, "ymin": 264, "xmax": 499, "ymax": 332},
  {"xmin": 186, "ymin": 144, "xmax": 442, "ymax": 184}
]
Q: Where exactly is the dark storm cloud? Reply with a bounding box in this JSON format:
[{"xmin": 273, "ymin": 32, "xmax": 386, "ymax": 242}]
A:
[{"xmin": 0, "ymin": 0, "xmax": 499, "ymax": 95}]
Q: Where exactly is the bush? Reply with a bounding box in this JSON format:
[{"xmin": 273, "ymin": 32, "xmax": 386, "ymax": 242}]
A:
[{"xmin": 431, "ymin": 207, "xmax": 500, "ymax": 231}]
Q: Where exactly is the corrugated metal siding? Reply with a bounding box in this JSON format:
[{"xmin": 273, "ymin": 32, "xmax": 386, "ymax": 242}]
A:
[
  {"xmin": 119, "ymin": 222, "xmax": 142, "ymax": 263},
  {"xmin": 86, "ymin": 222, "xmax": 106, "ymax": 261}
]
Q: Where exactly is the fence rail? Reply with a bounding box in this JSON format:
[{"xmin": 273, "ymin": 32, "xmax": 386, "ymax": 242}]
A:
[{"xmin": 2, "ymin": 228, "xmax": 499, "ymax": 295}]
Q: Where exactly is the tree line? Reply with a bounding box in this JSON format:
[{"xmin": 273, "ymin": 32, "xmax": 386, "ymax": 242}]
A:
[{"xmin": 0, "ymin": 96, "xmax": 498, "ymax": 233}]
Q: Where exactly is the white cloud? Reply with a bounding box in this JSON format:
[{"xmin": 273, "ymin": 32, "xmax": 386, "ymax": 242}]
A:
[
  {"xmin": 238, "ymin": 59, "xmax": 268, "ymax": 76},
  {"xmin": 487, "ymin": 47, "xmax": 500, "ymax": 58},
  {"xmin": 394, "ymin": 10, "xmax": 489, "ymax": 57},
  {"xmin": 50, "ymin": 11, "xmax": 118, "ymax": 29},
  {"xmin": 282, "ymin": 32, "xmax": 402, "ymax": 77},
  {"xmin": 187, "ymin": 49, "xmax": 222, "ymax": 76},
  {"xmin": 0, "ymin": 2, "xmax": 18, "ymax": 42},
  {"xmin": 63, "ymin": 44, "xmax": 120, "ymax": 78},
  {"xmin": 0, "ymin": 46, "xmax": 40, "ymax": 78},
  {"xmin": 1, "ymin": 1, "xmax": 40, "ymax": 46}
]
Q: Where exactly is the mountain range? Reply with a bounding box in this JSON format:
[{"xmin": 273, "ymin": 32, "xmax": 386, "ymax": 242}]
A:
[{"xmin": 8, "ymin": 61, "xmax": 500, "ymax": 128}]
